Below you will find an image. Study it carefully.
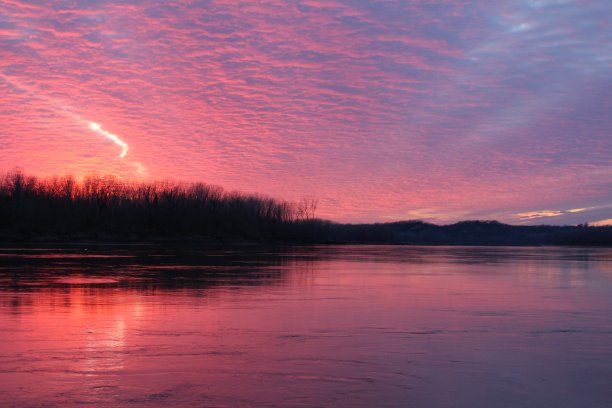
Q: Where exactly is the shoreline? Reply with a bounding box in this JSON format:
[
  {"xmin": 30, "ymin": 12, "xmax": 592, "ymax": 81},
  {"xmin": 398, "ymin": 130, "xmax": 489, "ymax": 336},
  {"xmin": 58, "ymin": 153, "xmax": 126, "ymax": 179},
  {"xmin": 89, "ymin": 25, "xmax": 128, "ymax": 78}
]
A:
[{"xmin": 1, "ymin": 235, "xmax": 610, "ymax": 248}]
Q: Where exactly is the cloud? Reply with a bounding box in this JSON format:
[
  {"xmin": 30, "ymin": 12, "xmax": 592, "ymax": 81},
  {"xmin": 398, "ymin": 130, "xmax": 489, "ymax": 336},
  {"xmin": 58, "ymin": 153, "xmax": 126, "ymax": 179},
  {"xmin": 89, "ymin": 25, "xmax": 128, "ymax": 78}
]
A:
[
  {"xmin": 516, "ymin": 210, "xmax": 564, "ymax": 220},
  {"xmin": 0, "ymin": 0, "xmax": 610, "ymax": 223},
  {"xmin": 591, "ymin": 219, "xmax": 612, "ymax": 227},
  {"xmin": 514, "ymin": 204, "xmax": 612, "ymax": 225}
]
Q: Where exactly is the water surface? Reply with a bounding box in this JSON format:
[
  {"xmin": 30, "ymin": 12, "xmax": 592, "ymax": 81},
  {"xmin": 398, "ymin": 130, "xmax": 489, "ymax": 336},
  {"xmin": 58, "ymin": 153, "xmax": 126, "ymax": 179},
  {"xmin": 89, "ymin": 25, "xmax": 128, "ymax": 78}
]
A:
[{"xmin": 1, "ymin": 245, "xmax": 611, "ymax": 407}]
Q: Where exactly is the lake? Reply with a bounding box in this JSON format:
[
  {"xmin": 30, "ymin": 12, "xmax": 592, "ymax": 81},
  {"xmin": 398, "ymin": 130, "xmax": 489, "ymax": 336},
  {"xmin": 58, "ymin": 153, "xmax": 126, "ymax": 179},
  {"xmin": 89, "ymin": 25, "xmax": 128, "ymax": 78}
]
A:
[{"xmin": 1, "ymin": 245, "xmax": 611, "ymax": 407}]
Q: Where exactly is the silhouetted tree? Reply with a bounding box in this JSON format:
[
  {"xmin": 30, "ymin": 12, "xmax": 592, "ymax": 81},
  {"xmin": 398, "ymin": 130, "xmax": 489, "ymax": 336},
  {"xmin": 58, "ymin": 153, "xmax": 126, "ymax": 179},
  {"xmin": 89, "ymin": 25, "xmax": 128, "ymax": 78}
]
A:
[{"xmin": 0, "ymin": 170, "xmax": 610, "ymax": 246}]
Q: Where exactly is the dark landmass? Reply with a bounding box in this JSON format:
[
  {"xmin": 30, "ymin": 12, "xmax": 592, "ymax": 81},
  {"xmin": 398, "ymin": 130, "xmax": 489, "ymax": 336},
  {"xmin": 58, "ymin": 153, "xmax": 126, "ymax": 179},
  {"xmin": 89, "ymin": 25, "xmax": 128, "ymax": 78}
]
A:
[
  {"xmin": 327, "ymin": 220, "xmax": 611, "ymax": 246},
  {"xmin": 1, "ymin": 170, "xmax": 611, "ymax": 246}
]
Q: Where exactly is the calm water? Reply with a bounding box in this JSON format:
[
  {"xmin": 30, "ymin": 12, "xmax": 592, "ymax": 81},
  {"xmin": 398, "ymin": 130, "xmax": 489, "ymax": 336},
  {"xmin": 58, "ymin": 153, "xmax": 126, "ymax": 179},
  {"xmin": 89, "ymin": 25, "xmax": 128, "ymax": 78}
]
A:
[{"xmin": 1, "ymin": 245, "xmax": 611, "ymax": 407}]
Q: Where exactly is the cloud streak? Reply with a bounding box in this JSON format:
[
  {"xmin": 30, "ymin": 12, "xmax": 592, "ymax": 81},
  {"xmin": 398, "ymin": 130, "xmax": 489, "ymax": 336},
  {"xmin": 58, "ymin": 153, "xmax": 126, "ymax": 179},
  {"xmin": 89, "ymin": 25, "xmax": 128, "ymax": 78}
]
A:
[
  {"xmin": 0, "ymin": 72, "xmax": 132, "ymax": 161},
  {"xmin": 88, "ymin": 121, "xmax": 128, "ymax": 158}
]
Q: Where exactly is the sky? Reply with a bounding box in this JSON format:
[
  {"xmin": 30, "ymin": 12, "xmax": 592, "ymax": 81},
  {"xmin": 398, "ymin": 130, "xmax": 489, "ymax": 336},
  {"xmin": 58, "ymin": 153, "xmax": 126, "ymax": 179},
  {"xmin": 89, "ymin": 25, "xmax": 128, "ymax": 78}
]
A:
[{"xmin": 0, "ymin": 0, "xmax": 610, "ymax": 225}]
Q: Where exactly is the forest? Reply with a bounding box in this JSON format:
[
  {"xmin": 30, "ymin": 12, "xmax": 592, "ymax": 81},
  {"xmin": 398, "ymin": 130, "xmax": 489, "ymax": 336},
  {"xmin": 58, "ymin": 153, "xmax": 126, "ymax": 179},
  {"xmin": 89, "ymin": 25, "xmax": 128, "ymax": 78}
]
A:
[{"xmin": 1, "ymin": 170, "xmax": 610, "ymax": 246}]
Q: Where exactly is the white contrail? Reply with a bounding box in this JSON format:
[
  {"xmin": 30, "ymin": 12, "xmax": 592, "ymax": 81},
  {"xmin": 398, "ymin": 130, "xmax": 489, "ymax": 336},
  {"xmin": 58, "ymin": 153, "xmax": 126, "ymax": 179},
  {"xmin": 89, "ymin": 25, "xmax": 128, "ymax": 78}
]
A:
[
  {"xmin": 88, "ymin": 121, "xmax": 129, "ymax": 158},
  {"xmin": 1, "ymin": 73, "xmax": 132, "ymax": 160}
]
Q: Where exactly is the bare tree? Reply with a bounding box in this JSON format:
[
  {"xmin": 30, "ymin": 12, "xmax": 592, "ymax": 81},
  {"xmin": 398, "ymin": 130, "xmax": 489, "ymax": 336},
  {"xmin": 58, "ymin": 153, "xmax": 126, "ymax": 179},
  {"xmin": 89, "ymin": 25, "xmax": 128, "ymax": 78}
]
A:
[{"xmin": 296, "ymin": 198, "xmax": 318, "ymax": 222}]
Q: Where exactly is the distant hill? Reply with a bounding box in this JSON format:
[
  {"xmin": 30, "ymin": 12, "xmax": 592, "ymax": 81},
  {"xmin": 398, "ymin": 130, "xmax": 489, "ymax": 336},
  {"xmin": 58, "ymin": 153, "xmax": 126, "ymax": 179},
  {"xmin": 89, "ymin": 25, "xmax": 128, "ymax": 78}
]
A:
[{"xmin": 328, "ymin": 220, "xmax": 612, "ymax": 246}]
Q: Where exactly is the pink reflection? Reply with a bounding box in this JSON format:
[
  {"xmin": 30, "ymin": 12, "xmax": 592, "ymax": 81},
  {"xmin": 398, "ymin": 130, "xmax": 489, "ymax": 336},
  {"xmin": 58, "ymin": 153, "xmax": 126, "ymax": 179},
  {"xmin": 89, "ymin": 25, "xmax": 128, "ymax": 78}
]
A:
[{"xmin": 1, "ymin": 247, "xmax": 612, "ymax": 406}]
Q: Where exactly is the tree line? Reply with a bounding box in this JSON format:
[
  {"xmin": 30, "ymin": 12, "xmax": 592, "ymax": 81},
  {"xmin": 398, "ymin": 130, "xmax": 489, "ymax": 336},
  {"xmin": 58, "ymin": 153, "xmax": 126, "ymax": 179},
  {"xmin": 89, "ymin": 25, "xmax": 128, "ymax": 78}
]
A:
[
  {"xmin": 0, "ymin": 170, "xmax": 610, "ymax": 246},
  {"xmin": 0, "ymin": 170, "xmax": 320, "ymax": 241}
]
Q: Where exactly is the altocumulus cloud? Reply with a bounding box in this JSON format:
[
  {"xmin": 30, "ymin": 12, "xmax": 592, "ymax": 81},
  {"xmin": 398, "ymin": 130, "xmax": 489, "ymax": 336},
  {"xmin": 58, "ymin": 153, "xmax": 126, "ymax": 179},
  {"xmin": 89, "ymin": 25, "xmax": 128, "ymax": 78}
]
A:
[{"xmin": 0, "ymin": 0, "xmax": 610, "ymax": 224}]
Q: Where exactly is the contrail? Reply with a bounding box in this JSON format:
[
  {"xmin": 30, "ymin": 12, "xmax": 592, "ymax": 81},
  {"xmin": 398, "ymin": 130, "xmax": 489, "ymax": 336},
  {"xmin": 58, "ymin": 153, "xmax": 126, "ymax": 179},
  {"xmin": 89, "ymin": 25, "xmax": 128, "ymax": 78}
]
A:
[
  {"xmin": 88, "ymin": 121, "xmax": 129, "ymax": 158},
  {"xmin": 0, "ymin": 73, "xmax": 131, "ymax": 159}
]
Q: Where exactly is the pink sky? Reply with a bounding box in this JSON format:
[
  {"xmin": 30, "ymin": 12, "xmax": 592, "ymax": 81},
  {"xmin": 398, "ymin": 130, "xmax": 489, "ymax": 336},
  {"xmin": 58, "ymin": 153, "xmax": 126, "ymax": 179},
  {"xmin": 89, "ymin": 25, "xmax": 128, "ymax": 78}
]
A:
[{"xmin": 0, "ymin": 0, "xmax": 610, "ymax": 224}]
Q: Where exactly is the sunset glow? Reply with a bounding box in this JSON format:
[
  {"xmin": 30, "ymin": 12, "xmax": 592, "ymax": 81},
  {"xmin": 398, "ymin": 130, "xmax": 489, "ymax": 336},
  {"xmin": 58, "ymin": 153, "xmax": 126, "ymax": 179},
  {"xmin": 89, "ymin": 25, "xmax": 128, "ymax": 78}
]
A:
[{"xmin": 0, "ymin": 0, "xmax": 610, "ymax": 224}]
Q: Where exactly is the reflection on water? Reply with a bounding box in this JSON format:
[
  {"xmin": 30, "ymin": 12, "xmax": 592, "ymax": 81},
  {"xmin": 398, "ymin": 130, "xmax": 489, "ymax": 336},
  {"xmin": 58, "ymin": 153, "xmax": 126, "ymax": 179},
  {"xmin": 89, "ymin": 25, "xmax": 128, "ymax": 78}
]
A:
[{"xmin": 1, "ymin": 245, "xmax": 611, "ymax": 407}]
